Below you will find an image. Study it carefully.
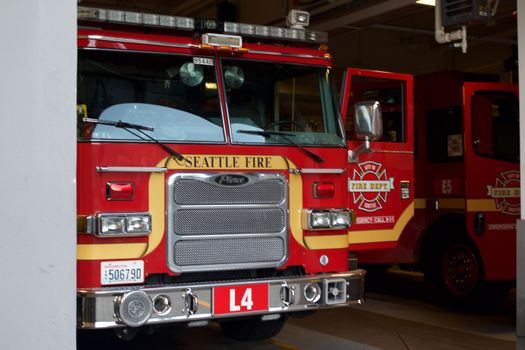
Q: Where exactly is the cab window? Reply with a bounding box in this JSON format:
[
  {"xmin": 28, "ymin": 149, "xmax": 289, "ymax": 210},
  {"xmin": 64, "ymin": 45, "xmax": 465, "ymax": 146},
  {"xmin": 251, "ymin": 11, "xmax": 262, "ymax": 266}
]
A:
[
  {"xmin": 345, "ymin": 76, "xmax": 406, "ymax": 143},
  {"xmin": 471, "ymin": 91, "xmax": 519, "ymax": 162}
]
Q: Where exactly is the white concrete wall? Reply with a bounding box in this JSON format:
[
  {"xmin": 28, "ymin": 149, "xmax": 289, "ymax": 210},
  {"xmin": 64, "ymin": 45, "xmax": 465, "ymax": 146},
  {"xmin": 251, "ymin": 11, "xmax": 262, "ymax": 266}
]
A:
[{"xmin": 0, "ymin": 2, "xmax": 76, "ymax": 349}]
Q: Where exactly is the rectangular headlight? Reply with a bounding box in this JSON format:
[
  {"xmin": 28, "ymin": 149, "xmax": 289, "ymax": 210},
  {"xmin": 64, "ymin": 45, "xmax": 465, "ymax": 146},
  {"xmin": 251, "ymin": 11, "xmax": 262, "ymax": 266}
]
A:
[
  {"xmin": 126, "ymin": 214, "xmax": 151, "ymax": 234},
  {"xmin": 100, "ymin": 215, "xmax": 125, "ymax": 235},
  {"xmin": 303, "ymin": 209, "xmax": 352, "ymax": 230},
  {"xmin": 87, "ymin": 213, "xmax": 152, "ymax": 237},
  {"xmin": 310, "ymin": 210, "xmax": 332, "ymax": 229},
  {"xmin": 331, "ymin": 209, "xmax": 351, "ymax": 229}
]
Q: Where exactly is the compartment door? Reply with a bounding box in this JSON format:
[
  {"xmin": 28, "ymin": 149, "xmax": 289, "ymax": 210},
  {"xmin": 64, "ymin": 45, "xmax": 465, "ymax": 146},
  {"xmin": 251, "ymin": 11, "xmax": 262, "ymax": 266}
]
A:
[{"xmin": 463, "ymin": 82, "xmax": 519, "ymax": 280}]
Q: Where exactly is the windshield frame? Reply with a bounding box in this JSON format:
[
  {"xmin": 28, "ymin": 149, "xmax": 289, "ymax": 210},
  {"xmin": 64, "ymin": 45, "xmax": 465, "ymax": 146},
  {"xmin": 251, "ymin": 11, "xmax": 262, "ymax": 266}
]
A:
[{"xmin": 219, "ymin": 57, "xmax": 346, "ymax": 148}]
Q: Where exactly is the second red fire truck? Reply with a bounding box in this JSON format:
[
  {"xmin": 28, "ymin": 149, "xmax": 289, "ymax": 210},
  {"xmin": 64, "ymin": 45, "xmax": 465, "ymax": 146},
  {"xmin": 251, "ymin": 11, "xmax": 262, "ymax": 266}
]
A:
[{"xmin": 341, "ymin": 70, "xmax": 519, "ymax": 303}]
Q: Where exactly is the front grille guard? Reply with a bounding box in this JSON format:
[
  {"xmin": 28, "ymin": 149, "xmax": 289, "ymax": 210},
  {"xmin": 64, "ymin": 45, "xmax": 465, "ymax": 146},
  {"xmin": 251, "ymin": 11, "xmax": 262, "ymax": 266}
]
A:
[{"xmin": 166, "ymin": 172, "xmax": 289, "ymax": 273}]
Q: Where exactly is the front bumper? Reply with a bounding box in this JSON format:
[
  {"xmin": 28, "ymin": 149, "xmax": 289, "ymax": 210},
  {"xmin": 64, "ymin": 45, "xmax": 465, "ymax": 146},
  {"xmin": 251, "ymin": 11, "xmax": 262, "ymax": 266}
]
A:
[{"xmin": 78, "ymin": 269, "xmax": 365, "ymax": 329}]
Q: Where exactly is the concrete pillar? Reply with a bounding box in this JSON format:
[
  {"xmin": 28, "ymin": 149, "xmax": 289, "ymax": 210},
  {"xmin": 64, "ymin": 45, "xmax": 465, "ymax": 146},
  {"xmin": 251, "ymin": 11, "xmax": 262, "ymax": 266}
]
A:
[
  {"xmin": 518, "ymin": 1, "xmax": 525, "ymax": 349},
  {"xmin": 0, "ymin": 2, "xmax": 76, "ymax": 350}
]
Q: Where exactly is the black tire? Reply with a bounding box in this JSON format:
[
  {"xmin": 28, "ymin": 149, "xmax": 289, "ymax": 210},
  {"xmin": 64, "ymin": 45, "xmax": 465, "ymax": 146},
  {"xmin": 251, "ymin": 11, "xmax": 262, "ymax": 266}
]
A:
[
  {"xmin": 219, "ymin": 315, "xmax": 287, "ymax": 341},
  {"xmin": 425, "ymin": 238, "xmax": 483, "ymax": 305}
]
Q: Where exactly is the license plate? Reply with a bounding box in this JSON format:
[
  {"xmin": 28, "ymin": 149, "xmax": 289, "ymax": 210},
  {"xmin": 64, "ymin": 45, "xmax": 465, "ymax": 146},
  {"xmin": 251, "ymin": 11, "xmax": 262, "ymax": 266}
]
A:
[
  {"xmin": 213, "ymin": 283, "xmax": 268, "ymax": 315},
  {"xmin": 101, "ymin": 260, "xmax": 144, "ymax": 285}
]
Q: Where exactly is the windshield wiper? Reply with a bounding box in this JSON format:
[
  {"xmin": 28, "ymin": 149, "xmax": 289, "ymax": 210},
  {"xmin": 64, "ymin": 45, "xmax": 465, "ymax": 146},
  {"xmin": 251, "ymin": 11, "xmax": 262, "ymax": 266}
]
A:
[
  {"xmin": 83, "ymin": 118, "xmax": 184, "ymax": 160},
  {"xmin": 237, "ymin": 129, "xmax": 323, "ymax": 163}
]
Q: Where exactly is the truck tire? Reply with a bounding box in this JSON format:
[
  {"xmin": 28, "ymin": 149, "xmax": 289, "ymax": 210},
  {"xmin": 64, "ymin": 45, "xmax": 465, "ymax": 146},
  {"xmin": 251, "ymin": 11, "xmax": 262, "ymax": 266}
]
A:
[
  {"xmin": 425, "ymin": 238, "xmax": 482, "ymax": 305},
  {"xmin": 219, "ymin": 315, "xmax": 287, "ymax": 341}
]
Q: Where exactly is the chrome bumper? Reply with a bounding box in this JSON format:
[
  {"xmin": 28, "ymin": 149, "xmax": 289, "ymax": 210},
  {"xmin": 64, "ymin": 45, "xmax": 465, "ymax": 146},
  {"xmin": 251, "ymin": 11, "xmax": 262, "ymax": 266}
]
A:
[{"xmin": 78, "ymin": 269, "xmax": 366, "ymax": 329}]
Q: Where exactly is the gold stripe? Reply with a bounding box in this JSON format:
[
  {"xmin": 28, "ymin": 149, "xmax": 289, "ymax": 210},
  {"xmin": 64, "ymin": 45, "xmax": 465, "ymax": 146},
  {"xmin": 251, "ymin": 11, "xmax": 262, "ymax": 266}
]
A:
[
  {"xmin": 438, "ymin": 198, "xmax": 465, "ymax": 209},
  {"xmin": 165, "ymin": 154, "xmax": 290, "ymax": 170},
  {"xmin": 416, "ymin": 197, "xmax": 499, "ymax": 212},
  {"xmin": 304, "ymin": 234, "xmax": 348, "ymax": 249},
  {"xmin": 288, "ymin": 162, "xmax": 306, "ymax": 248},
  {"xmin": 348, "ymin": 202, "xmax": 414, "ymax": 244},
  {"xmin": 414, "ymin": 198, "xmax": 426, "ymax": 209},
  {"xmin": 467, "ymin": 199, "xmax": 498, "ymax": 212},
  {"xmin": 77, "ymin": 243, "xmax": 147, "ymax": 260},
  {"xmin": 143, "ymin": 172, "xmax": 166, "ymax": 255}
]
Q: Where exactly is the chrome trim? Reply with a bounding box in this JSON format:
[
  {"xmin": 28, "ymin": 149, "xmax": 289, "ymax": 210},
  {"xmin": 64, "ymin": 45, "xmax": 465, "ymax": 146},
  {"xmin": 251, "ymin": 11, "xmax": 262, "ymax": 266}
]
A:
[
  {"xmin": 289, "ymin": 168, "xmax": 345, "ymax": 174},
  {"xmin": 369, "ymin": 149, "xmax": 414, "ymax": 154},
  {"xmin": 80, "ymin": 34, "xmax": 195, "ymax": 50},
  {"xmin": 77, "ymin": 270, "xmax": 366, "ymax": 329},
  {"xmin": 96, "ymin": 166, "xmax": 167, "ymax": 173},
  {"xmin": 248, "ymin": 49, "xmax": 331, "ymax": 61}
]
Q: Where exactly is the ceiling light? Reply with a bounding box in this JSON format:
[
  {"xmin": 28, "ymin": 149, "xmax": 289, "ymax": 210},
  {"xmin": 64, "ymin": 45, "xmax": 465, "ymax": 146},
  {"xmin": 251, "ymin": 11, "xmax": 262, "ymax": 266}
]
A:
[{"xmin": 416, "ymin": 0, "xmax": 435, "ymax": 5}]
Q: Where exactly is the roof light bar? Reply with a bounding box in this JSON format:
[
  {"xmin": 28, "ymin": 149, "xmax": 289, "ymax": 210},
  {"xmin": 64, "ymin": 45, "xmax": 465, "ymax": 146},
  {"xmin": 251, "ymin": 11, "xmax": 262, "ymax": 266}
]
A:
[{"xmin": 77, "ymin": 6, "xmax": 327, "ymax": 44}]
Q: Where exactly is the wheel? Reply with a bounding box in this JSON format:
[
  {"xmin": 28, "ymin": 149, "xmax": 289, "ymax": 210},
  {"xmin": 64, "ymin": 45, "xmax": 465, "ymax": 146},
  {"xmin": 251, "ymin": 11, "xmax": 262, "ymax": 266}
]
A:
[
  {"xmin": 441, "ymin": 241, "xmax": 481, "ymax": 297},
  {"xmin": 425, "ymin": 239, "xmax": 482, "ymax": 304},
  {"xmin": 219, "ymin": 315, "xmax": 287, "ymax": 341}
]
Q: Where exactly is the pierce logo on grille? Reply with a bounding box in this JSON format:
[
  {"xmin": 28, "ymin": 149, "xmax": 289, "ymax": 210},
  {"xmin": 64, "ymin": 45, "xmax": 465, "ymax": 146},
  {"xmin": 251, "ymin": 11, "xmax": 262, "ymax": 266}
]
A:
[{"xmin": 213, "ymin": 174, "xmax": 250, "ymax": 186}]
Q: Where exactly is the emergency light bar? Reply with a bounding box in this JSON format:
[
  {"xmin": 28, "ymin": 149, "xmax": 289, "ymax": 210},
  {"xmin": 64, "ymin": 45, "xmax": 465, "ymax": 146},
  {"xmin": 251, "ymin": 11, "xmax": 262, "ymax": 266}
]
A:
[{"xmin": 78, "ymin": 6, "xmax": 328, "ymax": 44}]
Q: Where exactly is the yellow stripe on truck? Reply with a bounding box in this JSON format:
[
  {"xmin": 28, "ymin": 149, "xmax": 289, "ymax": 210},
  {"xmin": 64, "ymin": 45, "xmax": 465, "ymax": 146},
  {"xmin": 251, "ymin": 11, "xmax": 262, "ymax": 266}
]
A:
[
  {"xmin": 348, "ymin": 202, "xmax": 414, "ymax": 244},
  {"xmin": 78, "ymin": 154, "xmax": 346, "ymax": 259}
]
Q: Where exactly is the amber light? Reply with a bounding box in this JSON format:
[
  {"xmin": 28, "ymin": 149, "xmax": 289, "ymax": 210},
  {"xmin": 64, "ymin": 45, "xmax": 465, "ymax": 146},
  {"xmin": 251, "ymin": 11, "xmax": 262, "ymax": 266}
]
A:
[
  {"xmin": 313, "ymin": 182, "xmax": 335, "ymax": 198},
  {"xmin": 106, "ymin": 182, "xmax": 135, "ymax": 200}
]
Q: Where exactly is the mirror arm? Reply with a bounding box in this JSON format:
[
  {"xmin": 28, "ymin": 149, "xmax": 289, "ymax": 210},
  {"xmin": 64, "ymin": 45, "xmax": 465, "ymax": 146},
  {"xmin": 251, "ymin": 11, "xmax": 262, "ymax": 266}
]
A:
[{"xmin": 348, "ymin": 139, "xmax": 371, "ymax": 163}]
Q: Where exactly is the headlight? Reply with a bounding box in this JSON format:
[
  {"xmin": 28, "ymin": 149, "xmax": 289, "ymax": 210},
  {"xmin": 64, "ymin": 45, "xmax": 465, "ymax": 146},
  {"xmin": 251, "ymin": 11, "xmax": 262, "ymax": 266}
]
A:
[
  {"xmin": 309, "ymin": 211, "xmax": 332, "ymax": 229},
  {"xmin": 87, "ymin": 213, "xmax": 152, "ymax": 237},
  {"xmin": 126, "ymin": 214, "xmax": 151, "ymax": 234},
  {"xmin": 303, "ymin": 209, "xmax": 351, "ymax": 230},
  {"xmin": 100, "ymin": 215, "xmax": 126, "ymax": 235},
  {"xmin": 331, "ymin": 209, "xmax": 351, "ymax": 229}
]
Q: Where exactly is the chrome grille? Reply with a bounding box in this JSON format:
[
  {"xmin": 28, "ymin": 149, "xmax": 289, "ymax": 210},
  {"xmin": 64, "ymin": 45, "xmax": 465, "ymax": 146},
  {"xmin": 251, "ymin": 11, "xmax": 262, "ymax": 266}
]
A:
[
  {"xmin": 174, "ymin": 208, "xmax": 285, "ymax": 235},
  {"xmin": 174, "ymin": 238, "xmax": 285, "ymax": 266},
  {"xmin": 167, "ymin": 173, "xmax": 288, "ymax": 273},
  {"xmin": 173, "ymin": 178, "xmax": 285, "ymax": 205}
]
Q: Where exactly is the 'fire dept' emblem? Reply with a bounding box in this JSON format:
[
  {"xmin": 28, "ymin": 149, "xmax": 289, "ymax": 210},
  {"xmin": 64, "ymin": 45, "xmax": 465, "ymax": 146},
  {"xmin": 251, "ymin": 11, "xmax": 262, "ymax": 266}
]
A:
[
  {"xmin": 486, "ymin": 170, "xmax": 520, "ymax": 215},
  {"xmin": 349, "ymin": 161, "xmax": 394, "ymax": 212}
]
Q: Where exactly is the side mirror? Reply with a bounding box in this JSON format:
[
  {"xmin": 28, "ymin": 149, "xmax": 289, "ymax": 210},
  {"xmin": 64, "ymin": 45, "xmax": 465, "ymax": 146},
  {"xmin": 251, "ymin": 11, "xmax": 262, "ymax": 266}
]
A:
[
  {"xmin": 349, "ymin": 101, "xmax": 383, "ymax": 163},
  {"xmin": 354, "ymin": 101, "xmax": 383, "ymax": 141}
]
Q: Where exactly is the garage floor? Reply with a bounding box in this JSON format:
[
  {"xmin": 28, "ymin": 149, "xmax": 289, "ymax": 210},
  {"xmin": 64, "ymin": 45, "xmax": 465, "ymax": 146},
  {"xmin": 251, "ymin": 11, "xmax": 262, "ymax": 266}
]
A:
[{"xmin": 77, "ymin": 269, "xmax": 516, "ymax": 350}]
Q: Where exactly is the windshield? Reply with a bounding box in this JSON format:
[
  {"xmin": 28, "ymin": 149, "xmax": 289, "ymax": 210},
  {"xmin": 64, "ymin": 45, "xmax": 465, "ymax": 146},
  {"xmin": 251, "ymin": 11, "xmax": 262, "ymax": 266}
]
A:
[
  {"xmin": 77, "ymin": 49, "xmax": 225, "ymax": 142},
  {"xmin": 222, "ymin": 59, "xmax": 345, "ymax": 146}
]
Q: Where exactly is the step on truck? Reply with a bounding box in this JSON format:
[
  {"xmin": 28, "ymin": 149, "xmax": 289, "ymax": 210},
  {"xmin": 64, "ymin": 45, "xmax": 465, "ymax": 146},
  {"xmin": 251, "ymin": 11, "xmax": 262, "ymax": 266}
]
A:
[{"xmin": 76, "ymin": 6, "xmax": 375, "ymax": 340}]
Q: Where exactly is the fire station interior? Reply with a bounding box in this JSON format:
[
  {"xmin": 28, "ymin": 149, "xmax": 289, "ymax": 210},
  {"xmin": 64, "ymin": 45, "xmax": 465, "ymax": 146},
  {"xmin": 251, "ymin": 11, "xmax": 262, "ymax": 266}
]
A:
[{"xmin": 73, "ymin": 0, "xmax": 518, "ymax": 349}]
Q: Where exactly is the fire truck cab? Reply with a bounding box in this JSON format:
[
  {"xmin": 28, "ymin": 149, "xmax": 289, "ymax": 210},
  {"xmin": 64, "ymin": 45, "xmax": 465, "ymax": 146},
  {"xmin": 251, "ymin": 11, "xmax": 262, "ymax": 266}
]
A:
[
  {"xmin": 76, "ymin": 7, "xmax": 369, "ymax": 340},
  {"xmin": 342, "ymin": 69, "xmax": 519, "ymax": 303}
]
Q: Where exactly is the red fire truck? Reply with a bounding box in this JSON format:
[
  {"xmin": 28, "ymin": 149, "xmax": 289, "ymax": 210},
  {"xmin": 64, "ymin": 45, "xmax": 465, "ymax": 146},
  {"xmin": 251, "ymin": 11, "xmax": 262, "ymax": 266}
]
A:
[
  {"xmin": 341, "ymin": 70, "xmax": 519, "ymax": 303},
  {"xmin": 76, "ymin": 6, "xmax": 372, "ymax": 340}
]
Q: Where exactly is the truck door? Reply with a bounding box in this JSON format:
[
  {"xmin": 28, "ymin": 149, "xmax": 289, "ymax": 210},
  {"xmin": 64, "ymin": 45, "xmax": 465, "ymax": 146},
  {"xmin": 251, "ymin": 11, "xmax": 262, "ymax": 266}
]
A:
[
  {"xmin": 341, "ymin": 69, "xmax": 414, "ymax": 250},
  {"xmin": 463, "ymin": 82, "xmax": 519, "ymax": 281}
]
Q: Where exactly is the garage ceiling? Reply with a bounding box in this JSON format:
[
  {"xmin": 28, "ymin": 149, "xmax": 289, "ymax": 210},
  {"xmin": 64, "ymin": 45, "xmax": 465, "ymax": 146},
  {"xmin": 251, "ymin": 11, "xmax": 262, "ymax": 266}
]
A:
[{"xmin": 78, "ymin": 0, "xmax": 517, "ymax": 77}]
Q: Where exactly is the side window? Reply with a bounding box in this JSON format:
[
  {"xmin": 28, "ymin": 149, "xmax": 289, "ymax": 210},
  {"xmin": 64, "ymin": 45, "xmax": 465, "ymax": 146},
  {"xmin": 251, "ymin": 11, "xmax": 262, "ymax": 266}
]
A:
[
  {"xmin": 426, "ymin": 106, "xmax": 463, "ymax": 162},
  {"xmin": 472, "ymin": 91, "xmax": 519, "ymax": 162},
  {"xmin": 345, "ymin": 76, "xmax": 406, "ymax": 143}
]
